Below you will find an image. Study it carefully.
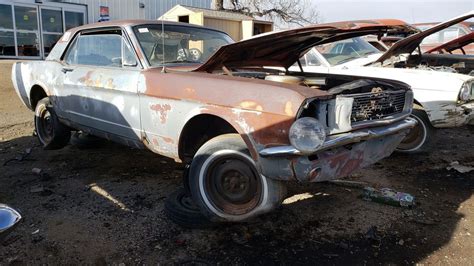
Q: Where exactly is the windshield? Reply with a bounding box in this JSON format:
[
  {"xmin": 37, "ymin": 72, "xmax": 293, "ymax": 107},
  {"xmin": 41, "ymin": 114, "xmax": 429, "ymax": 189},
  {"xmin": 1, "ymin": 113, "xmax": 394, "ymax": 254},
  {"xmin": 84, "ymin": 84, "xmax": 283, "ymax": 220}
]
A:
[
  {"xmin": 133, "ymin": 24, "xmax": 234, "ymax": 67},
  {"xmin": 316, "ymin": 37, "xmax": 380, "ymax": 66}
]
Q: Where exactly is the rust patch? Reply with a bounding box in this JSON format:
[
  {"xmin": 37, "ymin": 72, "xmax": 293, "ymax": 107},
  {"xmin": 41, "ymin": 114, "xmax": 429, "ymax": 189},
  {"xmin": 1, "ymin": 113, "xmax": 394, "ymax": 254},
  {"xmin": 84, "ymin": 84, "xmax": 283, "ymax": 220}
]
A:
[
  {"xmin": 162, "ymin": 136, "xmax": 174, "ymax": 144},
  {"xmin": 79, "ymin": 71, "xmax": 94, "ymax": 87},
  {"xmin": 150, "ymin": 104, "xmax": 172, "ymax": 124},
  {"xmin": 105, "ymin": 78, "xmax": 115, "ymax": 89}
]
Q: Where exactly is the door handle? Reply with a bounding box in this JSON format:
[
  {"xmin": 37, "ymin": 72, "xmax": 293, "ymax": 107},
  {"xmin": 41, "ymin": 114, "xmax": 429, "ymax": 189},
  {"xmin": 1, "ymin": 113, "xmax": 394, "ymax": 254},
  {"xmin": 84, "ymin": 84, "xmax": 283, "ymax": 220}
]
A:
[{"xmin": 61, "ymin": 67, "xmax": 74, "ymax": 74}]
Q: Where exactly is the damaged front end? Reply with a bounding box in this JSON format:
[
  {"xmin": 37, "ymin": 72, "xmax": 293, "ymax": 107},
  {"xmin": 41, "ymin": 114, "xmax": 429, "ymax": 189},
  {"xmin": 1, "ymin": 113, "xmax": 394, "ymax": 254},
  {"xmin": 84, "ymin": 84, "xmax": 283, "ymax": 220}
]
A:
[{"xmin": 258, "ymin": 79, "xmax": 415, "ymax": 182}]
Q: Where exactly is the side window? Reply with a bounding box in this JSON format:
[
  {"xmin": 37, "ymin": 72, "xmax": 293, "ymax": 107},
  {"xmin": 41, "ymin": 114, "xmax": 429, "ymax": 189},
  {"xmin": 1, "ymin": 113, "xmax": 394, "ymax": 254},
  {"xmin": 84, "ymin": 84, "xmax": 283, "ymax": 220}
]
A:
[
  {"xmin": 305, "ymin": 51, "xmax": 322, "ymax": 66},
  {"xmin": 441, "ymin": 27, "xmax": 461, "ymax": 43},
  {"xmin": 65, "ymin": 31, "xmax": 137, "ymax": 67},
  {"xmin": 422, "ymin": 32, "xmax": 441, "ymax": 45},
  {"xmin": 122, "ymin": 38, "xmax": 137, "ymax": 66}
]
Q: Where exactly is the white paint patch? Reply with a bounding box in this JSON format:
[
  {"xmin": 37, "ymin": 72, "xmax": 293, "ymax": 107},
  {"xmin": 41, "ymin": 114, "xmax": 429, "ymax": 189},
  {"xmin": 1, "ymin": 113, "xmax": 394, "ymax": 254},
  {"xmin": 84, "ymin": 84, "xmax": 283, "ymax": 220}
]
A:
[
  {"xmin": 231, "ymin": 108, "xmax": 262, "ymax": 116},
  {"xmin": 112, "ymin": 96, "xmax": 125, "ymax": 112}
]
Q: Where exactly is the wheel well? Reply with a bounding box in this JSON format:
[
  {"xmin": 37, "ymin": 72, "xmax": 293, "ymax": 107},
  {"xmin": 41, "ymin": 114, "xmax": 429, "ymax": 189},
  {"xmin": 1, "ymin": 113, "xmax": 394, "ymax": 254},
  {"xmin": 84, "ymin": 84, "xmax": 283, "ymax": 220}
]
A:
[
  {"xmin": 413, "ymin": 99, "xmax": 423, "ymax": 109},
  {"xmin": 178, "ymin": 114, "xmax": 238, "ymax": 163},
  {"xmin": 30, "ymin": 85, "xmax": 47, "ymax": 110}
]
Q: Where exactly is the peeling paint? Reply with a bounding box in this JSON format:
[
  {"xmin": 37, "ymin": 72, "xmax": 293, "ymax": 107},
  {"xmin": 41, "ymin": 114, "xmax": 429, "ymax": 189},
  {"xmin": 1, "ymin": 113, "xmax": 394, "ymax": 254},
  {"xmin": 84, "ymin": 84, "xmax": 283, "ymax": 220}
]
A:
[{"xmin": 150, "ymin": 104, "xmax": 172, "ymax": 124}]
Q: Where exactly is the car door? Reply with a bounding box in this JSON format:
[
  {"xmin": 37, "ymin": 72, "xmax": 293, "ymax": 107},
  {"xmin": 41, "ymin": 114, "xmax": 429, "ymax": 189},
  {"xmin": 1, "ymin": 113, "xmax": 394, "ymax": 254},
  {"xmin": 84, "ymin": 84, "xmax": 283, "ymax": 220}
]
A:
[{"xmin": 58, "ymin": 28, "xmax": 142, "ymax": 143}]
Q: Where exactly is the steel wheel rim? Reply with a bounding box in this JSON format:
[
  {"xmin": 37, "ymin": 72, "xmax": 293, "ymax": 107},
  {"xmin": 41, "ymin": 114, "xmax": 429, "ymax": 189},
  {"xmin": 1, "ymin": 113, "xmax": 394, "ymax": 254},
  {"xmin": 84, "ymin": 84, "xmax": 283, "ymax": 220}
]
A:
[
  {"xmin": 36, "ymin": 105, "xmax": 54, "ymax": 144},
  {"xmin": 204, "ymin": 154, "xmax": 262, "ymax": 216}
]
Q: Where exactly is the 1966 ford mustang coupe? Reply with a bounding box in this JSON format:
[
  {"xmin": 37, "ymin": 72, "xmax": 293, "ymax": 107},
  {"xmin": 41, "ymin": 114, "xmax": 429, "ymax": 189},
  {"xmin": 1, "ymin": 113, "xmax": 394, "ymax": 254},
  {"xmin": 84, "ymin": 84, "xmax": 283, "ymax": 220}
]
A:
[{"xmin": 12, "ymin": 20, "xmax": 415, "ymax": 224}]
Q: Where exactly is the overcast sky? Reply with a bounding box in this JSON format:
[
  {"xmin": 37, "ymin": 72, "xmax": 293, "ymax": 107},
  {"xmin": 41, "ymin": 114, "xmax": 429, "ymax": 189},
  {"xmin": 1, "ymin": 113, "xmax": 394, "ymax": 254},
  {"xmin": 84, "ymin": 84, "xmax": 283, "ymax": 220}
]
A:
[{"xmin": 315, "ymin": 0, "xmax": 473, "ymax": 24}]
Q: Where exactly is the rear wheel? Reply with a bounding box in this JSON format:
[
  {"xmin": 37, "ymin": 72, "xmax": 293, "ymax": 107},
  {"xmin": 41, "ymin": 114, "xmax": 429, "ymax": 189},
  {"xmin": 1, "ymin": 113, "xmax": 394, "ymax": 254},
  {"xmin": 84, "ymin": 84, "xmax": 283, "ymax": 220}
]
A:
[
  {"xmin": 396, "ymin": 106, "xmax": 434, "ymax": 153},
  {"xmin": 188, "ymin": 134, "xmax": 286, "ymax": 223},
  {"xmin": 34, "ymin": 97, "xmax": 71, "ymax": 150}
]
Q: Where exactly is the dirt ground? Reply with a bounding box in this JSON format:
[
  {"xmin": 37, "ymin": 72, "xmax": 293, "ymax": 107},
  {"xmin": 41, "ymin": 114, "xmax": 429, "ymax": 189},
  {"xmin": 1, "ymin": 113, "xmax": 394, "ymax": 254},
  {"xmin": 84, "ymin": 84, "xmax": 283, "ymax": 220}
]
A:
[{"xmin": 0, "ymin": 60, "xmax": 473, "ymax": 265}]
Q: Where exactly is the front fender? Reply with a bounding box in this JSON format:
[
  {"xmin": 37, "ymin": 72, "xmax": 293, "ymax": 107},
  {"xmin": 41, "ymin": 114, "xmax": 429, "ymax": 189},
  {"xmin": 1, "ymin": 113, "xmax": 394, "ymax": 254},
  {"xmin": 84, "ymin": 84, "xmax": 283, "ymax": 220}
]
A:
[{"xmin": 179, "ymin": 104, "xmax": 294, "ymax": 161}]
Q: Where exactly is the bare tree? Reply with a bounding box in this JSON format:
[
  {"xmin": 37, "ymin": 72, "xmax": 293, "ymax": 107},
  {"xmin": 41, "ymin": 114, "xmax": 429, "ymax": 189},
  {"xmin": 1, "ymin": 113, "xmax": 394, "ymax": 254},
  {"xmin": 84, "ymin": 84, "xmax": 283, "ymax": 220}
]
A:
[{"xmin": 212, "ymin": 0, "xmax": 318, "ymax": 28}]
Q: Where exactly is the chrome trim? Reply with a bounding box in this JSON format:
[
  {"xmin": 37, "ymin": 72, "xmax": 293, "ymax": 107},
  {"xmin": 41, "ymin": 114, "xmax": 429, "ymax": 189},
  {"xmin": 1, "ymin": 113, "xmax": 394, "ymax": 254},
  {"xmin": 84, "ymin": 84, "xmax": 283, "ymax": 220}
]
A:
[
  {"xmin": 0, "ymin": 204, "xmax": 22, "ymax": 237},
  {"xmin": 259, "ymin": 117, "xmax": 417, "ymax": 157}
]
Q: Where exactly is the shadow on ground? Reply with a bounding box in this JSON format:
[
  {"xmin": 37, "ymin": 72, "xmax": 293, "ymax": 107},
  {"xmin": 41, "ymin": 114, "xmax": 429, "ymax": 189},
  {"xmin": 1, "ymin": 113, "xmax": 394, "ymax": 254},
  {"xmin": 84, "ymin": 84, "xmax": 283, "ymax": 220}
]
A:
[{"xmin": 0, "ymin": 127, "xmax": 473, "ymax": 264}]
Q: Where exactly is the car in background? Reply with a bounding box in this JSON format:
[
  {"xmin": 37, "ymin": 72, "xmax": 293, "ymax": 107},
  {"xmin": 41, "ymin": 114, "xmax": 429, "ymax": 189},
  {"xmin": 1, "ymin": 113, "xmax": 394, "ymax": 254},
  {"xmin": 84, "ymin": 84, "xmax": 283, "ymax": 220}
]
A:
[
  {"xmin": 295, "ymin": 13, "xmax": 474, "ymax": 153},
  {"xmin": 414, "ymin": 21, "xmax": 474, "ymax": 53},
  {"xmin": 12, "ymin": 20, "xmax": 415, "ymax": 226},
  {"xmin": 363, "ymin": 35, "xmax": 389, "ymax": 51},
  {"xmin": 426, "ymin": 32, "xmax": 474, "ymax": 55}
]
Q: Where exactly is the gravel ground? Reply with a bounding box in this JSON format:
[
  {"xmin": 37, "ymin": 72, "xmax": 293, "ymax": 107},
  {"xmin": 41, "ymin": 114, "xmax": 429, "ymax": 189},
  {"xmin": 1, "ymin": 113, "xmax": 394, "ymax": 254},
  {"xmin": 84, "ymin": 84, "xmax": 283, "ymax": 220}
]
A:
[{"xmin": 0, "ymin": 60, "xmax": 473, "ymax": 265}]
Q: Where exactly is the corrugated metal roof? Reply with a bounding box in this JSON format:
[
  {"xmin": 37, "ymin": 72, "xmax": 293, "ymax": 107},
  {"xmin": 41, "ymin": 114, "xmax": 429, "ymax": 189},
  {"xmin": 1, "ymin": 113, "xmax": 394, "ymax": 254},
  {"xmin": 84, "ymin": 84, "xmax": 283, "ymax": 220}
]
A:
[{"xmin": 180, "ymin": 5, "xmax": 254, "ymax": 21}]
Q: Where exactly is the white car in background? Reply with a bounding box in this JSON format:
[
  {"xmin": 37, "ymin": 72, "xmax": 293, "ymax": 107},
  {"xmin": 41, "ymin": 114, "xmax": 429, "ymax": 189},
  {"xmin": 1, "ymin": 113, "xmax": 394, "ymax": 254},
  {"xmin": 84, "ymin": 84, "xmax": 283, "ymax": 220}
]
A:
[{"xmin": 296, "ymin": 14, "xmax": 474, "ymax": 152}]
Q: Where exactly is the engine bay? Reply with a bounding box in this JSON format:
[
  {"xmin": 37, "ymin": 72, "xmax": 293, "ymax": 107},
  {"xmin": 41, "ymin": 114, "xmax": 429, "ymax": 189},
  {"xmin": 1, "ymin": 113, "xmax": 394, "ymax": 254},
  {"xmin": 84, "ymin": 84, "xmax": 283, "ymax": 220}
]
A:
[{"xmin": 392, "ymin": 53, "xmax": 474, "ymax": 76}]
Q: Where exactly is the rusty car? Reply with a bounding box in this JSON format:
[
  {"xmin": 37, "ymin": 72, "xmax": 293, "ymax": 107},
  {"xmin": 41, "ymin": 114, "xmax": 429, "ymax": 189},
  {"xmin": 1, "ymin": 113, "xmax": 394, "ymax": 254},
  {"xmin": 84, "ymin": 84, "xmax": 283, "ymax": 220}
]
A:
[
  {"xmin": 296, "ymin": 14, "xmax": 474, "ymax": 153},
  {"xmin": 12, "ymin": 20, "xmax": 416, "ymax": 225},
  {"xmin": 414, "ymin": 20, "xmax": 474, "ymax": 54},
  {"xmin": 426, "ymin": 31, "xmax": 474, "ymax": 56}
]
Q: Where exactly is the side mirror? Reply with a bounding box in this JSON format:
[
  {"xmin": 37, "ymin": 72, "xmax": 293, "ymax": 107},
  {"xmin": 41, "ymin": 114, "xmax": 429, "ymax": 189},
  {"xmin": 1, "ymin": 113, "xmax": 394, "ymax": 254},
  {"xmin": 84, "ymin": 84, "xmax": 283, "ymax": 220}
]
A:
[
  {"xmin": 0, "ymin": 204, "xmax": 22, "ymax": 238},
  {"xmin": 123, "ymin": 57, "xmax": 138, "ymax": 67},
  {"xmin": 123, "ymin": 61, "xmax": 138, "ymax": 67}
]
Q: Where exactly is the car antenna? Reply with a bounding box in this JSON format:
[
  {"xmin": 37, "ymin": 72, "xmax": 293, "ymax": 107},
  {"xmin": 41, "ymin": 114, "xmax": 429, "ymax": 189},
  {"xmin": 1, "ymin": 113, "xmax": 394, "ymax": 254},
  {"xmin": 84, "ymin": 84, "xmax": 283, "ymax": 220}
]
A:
[{"xmin": 161, "ymin": 19, "xmax": 166, "ymax": 73}]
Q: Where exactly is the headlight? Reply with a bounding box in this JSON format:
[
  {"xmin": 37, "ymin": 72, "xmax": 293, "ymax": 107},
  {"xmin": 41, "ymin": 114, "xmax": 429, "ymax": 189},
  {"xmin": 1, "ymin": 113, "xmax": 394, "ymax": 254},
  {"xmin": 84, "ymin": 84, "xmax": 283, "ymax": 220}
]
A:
[
  {"xmin": 289, "ymin": 117, "xmax": 326, "ymax": 154},
  {"xmin": 460, "ymin": 81, "xmax": 473, "ymax": 102}
]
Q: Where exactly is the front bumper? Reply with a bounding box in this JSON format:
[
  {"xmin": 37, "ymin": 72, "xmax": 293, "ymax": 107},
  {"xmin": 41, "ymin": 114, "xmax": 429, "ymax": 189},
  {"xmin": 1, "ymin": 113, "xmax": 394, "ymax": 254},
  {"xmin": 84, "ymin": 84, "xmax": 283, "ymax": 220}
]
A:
[{"xmin": 258, "ymin": 118, "xmax": 417, "ymax": 182}]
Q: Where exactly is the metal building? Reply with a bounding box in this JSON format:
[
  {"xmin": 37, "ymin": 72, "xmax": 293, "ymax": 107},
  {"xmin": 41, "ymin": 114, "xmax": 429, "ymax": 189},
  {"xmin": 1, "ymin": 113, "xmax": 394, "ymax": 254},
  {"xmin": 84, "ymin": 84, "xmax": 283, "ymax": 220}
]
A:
[
  {"xmin": 0, "ymin": 0, "xmax": 211, "ymax": 59},
  {"xmin": 160, "ymin": 5, "xmax": 273, "ymax": 41}
]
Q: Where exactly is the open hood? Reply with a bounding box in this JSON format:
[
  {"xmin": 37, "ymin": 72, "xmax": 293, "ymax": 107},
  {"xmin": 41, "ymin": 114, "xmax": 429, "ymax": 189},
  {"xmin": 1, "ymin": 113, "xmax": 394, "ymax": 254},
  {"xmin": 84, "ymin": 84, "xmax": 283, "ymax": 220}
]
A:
[
  {"xmin": 426, "ymin": 31, "xmax": 474, "ymax": 54},
  {"xmin": 375, "ymin": 11, "xmax": 474, "ymax": 63},
  {"xmin": 195, "ymin": 19, "xmax": 418, "ymax": 73}
]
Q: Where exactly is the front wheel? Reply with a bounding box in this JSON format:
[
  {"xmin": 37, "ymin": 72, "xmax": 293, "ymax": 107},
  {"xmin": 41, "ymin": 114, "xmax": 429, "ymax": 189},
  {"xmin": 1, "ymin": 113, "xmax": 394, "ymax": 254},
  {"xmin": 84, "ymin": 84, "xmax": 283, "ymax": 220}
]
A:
[
  {"xmin": 396, "ymin": 107, "xmax": 434, "ymax": 153},
  {"xmin": 189, "ymin": 134, "xmax": 286, "ymax": 223},
  {"xmin": 34, "ymin": 97, "xmax": 71, "ymax": 150}
]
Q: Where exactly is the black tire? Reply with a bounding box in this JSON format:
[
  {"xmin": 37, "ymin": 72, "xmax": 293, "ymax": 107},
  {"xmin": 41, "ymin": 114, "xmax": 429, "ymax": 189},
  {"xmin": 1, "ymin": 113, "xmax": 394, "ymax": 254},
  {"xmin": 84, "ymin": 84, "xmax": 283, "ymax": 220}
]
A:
[
  {"xmin": 182, "ymin": 164, "xmax": 191, "ymax": 195},
  {"xmin": 396, "ymin": 106, "xmax": 435, "ymax": 153},
  {"xmin": 34, "ymin": 97, "xmax": 71, "ymax": 150},
  {"xmin": 70, "ymin": 131, "xmax": 104, "ymax": 149},
  {"xmin": 188, "ymin": 134, "xmax": 287, "ymax": 223},
  {"xmin": 164, "ymin": 188, "xmax": 214, "ymax": 229}
]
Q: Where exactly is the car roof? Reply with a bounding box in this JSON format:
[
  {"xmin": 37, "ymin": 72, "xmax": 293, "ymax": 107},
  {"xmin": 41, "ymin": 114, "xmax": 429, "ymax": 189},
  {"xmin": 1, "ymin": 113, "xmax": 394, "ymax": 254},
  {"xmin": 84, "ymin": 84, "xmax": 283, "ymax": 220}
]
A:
[{"xmin": 66, "ymin": 19, "xmax": 227, "ymax": 35}]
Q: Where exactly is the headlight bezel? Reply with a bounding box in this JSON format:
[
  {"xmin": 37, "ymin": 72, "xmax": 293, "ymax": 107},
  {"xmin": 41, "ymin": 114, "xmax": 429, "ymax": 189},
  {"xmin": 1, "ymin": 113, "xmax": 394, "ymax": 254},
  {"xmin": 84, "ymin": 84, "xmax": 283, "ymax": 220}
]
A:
[{"xmin": 289, "ymin": 117, "xmax": 327, "ymax": 154}]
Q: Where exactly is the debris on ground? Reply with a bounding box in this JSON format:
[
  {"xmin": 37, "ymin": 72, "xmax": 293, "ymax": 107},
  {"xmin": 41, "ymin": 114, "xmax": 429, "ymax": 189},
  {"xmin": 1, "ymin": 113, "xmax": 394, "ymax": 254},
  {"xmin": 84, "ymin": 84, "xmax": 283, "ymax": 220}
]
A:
[
  {"xmin": 328, "ymin": 180, "xmax": 369, "ymax": 189},
  {"xmin": 365, "ymin": 226, "xmax": 382, "ymax": 242},
  {"xmin": 29, "ymin": 185, "xmax": 44, "ymax": 193},
  {"xmin": 362, "ymin": 187, "xmax": 415, "ymax": 208},
  {"xmin": 31, "ymin": 168, "xmax": 51, "ymax": 181},
  {"xmin": 446, "ymin": 161, "xmax": 474, "ymax": 173},
  {"xmin": 3, "ymin": 147, "xmax": 34, "ymax": 166}
]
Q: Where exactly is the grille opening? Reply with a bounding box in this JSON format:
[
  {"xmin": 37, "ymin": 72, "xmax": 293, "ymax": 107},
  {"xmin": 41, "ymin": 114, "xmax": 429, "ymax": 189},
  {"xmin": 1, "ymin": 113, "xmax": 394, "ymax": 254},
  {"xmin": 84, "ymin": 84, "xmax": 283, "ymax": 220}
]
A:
[{"xmin": 349, "ymin": 90, "xmax": 406, "ymax": 123}]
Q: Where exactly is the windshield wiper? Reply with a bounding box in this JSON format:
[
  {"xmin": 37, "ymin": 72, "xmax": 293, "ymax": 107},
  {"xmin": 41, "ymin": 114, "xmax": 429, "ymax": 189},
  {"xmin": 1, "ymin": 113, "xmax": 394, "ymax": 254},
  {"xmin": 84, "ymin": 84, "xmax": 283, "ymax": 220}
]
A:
[
  {"xmin": 336, "ymin": 56, "xmax": 360, "ymax": 65},
  {"xmin": 362, "ymin": 51, "xmax": 378, "ymax": 56},
  {"xmin": 163, "ymin": 60, "xmax": 202, "ymax": 64}
]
